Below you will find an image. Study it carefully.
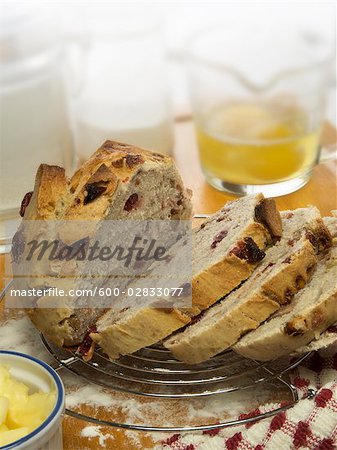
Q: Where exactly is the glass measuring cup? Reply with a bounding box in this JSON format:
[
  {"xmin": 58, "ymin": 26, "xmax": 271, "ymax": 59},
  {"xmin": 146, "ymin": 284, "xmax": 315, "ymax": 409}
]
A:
[{"xmin": 186, "ymin": 5, "xmax": 336, "ymax": 196}]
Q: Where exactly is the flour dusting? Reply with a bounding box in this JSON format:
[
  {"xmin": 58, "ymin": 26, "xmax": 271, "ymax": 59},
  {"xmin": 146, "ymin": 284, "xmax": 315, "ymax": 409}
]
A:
[
  {"xmin": 0, "ymin": 314, "xmax": 53, "ymax": 362},
  {"xmin": 81, "ymin": 425, "xmax": 110, "ymax": 447},
  {"xmin": 65, "ymin": 384, "xmax": 118, "ymax": 409}
]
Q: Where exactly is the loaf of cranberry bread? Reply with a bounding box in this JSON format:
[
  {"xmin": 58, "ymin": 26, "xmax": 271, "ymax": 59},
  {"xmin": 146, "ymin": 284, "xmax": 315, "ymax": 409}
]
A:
[
  {"xmin": 164, "ymin": 207, "xmax": 332, "ymax": 364},
  {"xmin": 13, "ymin": 141, "xmax": 193, "ymax": 346},
  {"xmin": 90, "ymin": 193, "xmax": 282, "ymax": 360}
]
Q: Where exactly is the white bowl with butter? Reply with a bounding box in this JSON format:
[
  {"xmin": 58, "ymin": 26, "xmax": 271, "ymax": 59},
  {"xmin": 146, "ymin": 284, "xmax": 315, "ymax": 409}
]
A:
[{"xmin": 0, "ymin": 351, "xmax": 65, "ymax": 450}]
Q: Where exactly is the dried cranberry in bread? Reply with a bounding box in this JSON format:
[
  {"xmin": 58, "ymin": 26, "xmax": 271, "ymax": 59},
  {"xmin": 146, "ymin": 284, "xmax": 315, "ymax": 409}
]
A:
[
  {"xmin": 164, "ymin": 207, "xmax": 332, "ymax": 364},
  {"xmin": 90, "ymin": 193, "xmax": 282, "ymax": 360},
  {"xmin": 13, "ymin": 141, "xmax": 193, "ymax": 347}
]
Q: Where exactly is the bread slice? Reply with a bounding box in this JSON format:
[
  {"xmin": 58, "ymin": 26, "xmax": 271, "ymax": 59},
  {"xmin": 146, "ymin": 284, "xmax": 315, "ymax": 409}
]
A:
[
  {"xmin": 13, "ymin": 141, "xmax": 193, "ymax": 346},
  {"xmin": 190, "ymin": 195, "xmax": 282, "ymax": 311},
  {"xmin": 233, "ymin": 216, "xmax": 337, "ymax": 361},
  {"xmin": 91, "ymin": 193, "xmax": 282, "ymax": 360},
  {"xmin": 11, "ymin": 164, "xmax": 70, "ymax": 282},
  {"xmin": 164, "ymin": 207, "xmax": 332, "ymax": 364},
  {"xmin": 295, "ymin": 213, "xmax": 336, "ymax": 354},
  {"xmin": 22, "ymin": 164, "xmax": 70, "ymax": 221},
  {"xmin": 291, "ymin": 213, "xmax": 337, "ymax": 354}
]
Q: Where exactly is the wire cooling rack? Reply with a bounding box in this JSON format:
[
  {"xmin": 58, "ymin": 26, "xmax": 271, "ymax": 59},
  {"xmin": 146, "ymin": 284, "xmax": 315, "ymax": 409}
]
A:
[
  {"xmin": 41, "ymin": 334, "xmax": 310, "ymax": 432},
  {"xmin": 0, "ymin": 279, "xmax": 311, "ymax": 432},
  {"xmin": 1, "ymin": 277, "xmax": 311, "ymax": 432}
]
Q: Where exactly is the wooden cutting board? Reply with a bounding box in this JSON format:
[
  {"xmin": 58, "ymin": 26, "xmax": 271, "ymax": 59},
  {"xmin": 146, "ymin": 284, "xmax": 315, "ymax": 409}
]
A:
[{"xmin": 0, "ymin": 120, "xmax": 336, "ymax": 450}]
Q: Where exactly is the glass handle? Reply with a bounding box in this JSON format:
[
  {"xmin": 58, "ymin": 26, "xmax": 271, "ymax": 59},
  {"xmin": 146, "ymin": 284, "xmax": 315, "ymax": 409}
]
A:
[{"xmin": 319, "ymin": 144, "xmax": 337, "ymax": 163}]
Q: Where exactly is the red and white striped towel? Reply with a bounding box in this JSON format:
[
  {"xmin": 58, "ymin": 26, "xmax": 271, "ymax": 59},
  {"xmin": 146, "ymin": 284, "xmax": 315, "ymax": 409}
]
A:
[{"xmin": 158, "ymin": 347, "xmax": 337, "ymax": 450}]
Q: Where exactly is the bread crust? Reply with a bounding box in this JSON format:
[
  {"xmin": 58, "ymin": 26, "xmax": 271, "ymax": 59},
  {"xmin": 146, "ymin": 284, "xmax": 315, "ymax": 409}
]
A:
[
  {"xmin": 24, "ymin": 164, "xmax": 69, "ymax": 220},
  {"xmin": 254, "ymin": 197, "xmax": 283, "ymax": 239},
  {"xmin": 11, "ymin": 165, "xmax": 72, "ymax": 292},
  {"xmin": 64, "ymin": 141, "xmax": 173, "ymax": 221},
  {"xmin": 26, "ymin": 306, "xmax": 74, "ymax": 347}
]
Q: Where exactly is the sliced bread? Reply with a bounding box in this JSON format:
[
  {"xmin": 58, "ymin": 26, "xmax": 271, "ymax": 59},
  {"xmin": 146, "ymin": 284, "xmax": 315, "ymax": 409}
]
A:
[
  {"xmin": 290, "ymin": 214, "xmax": 337, "ymax": 354},
  {"xmin": 90, "ymin": 193, "xmax": 282, "ymax": 360},
  {"xmin": 233, "ymin": 216, "xmax": 337, "ymax": 361},
  {"xmin": 164, "ymin": 207, "xmax": 332, "ymax": 364}
]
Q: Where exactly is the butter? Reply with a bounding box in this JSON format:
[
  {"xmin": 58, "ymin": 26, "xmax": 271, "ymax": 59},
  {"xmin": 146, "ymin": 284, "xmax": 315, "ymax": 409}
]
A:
[{"xmin": 0, "ymin": 365, "xmax": 56, "ymax": 447}]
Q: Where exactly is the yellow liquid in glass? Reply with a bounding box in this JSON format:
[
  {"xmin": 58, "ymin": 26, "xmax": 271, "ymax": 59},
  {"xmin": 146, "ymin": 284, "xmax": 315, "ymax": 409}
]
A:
[{"xmin": 197, "ymin": 102, "xmax": 320, "ymax": 185}]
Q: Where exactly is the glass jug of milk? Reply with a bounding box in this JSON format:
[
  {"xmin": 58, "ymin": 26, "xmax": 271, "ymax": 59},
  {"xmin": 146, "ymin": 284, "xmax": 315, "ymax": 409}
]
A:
[
  {"xmin": 73, "ymin": 5, "xmax": 174, "ymax": 161},
  {"xmin": 0, "ymin": 5, "xmax": 75, "ymax": 221}
]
